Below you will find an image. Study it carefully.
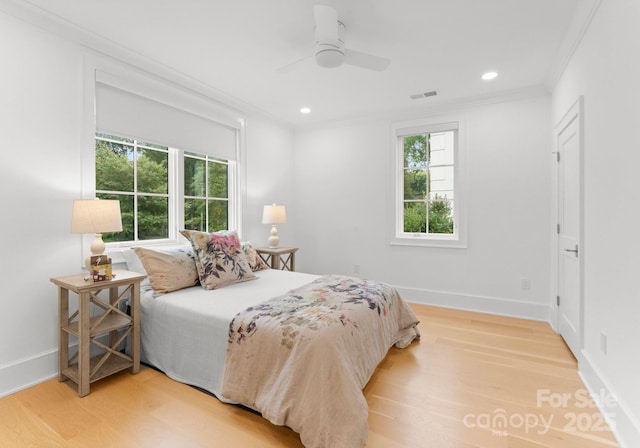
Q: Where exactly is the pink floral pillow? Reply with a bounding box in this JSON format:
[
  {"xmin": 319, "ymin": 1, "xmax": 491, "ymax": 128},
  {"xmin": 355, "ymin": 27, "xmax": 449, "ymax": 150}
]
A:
[{"xmin": 180, "ymin": 229, "xmax": 256, "ymax": 289}]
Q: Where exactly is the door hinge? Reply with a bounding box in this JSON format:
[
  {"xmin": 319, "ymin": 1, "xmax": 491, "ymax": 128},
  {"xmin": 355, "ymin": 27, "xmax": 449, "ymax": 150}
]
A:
[
  {"xmin": 557, "ymin": 296, "xmax": 560, "ymax": 306},
  {"xmin": 557, "ymin": 224, "xmax": 560, "ymax": 234},
  {"xmin": 556, "ymin": 152, "xmax": 560, "ymax": 162}
]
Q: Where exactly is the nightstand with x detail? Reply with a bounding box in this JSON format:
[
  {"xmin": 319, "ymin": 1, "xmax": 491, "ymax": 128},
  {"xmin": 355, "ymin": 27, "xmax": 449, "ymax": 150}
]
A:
[
  {"xmin": 50, "ymin": 270, "xmax": 146, "ymax": 397},
  {"xmin": 256, "ymin": 246, "xmax": 298, "ymax": 272}
]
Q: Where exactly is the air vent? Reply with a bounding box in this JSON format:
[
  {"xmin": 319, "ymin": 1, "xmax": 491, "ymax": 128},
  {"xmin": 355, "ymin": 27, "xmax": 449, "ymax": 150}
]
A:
[{"xmin": 410, "ymin": 91, "xmax": 438, "ymax": 100}]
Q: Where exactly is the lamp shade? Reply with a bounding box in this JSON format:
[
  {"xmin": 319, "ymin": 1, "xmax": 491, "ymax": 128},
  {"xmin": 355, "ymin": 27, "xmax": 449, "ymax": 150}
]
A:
[
  {"xmin": 262, "ymin": 204, "xmax": 287, "ymax": 225},
  {"xmin": 71, "ymin": 199, "xmax": 123, "ymax": 234}
]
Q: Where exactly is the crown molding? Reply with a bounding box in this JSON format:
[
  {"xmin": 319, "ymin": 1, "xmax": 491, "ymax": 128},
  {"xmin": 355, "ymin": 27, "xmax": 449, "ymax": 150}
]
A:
[
  {"xmin": 0, "ymin": 0, "xmax": 293, "ymax": 128},
  {"xmin": 294, "ymin": 84, "xmax": 550, "ymax": 133},
  {"xmin": 1, "ymin": 0, "xmax": 586, "ymax": 132},
  {"xmin": 545, "ymin": 0, "xmax": 603, "ymax": 90}
]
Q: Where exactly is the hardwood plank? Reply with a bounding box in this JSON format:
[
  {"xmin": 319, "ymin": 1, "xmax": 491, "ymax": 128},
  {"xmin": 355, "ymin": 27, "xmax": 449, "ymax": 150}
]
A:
[
  {"xmin": 0, "ymin": 395, "xmax": 67, "ymax": 447},
  {"xmin": 0, "ymin": 304, "xmax": 619, "ymax": 447}
]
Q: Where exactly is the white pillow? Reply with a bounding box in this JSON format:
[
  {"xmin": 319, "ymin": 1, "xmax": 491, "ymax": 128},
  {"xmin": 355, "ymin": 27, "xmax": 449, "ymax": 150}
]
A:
[
  {"xmin": 122, "ymin": 244, "xmax": 194, "ymax": 294},
  {"xmin": 132, "ymin": 246, "xmax": 199, "ymax": 294}
]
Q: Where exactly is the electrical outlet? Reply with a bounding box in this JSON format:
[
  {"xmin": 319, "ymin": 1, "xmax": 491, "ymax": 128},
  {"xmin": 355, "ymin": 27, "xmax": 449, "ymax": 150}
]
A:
[
  {"xmin": 521, "ymin": 278, "xmax": 531, "ymax": 290},
  {"xmin": 600, "ymin": 331, "xmax": 607, "ymax": 354},
  {"xmin": 353, "ymin": 264, "xmax": 360, "ymax": 274},
  {"xmin": 119, "ymin": 293, "xmax": 131, "ymax": 313}
]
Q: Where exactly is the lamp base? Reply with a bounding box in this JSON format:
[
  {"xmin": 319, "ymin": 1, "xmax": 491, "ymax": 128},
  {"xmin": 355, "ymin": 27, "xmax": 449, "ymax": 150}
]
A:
[
  {"xmin": 84, "ymin": 233, "xmax": 107, "ymax": 271},
  {"xmin": 268, "ymin": 224, "xmax": 280, "ymax": 248}
]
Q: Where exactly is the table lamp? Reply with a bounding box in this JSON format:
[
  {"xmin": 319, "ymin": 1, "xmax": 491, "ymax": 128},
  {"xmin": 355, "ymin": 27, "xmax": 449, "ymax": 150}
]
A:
[
  {"xmin": 262, "ymin": 204, "xmax": 286, "ymax": 248},
  {"xmin": 71, "ymin": 198, "xmax": 123, "ymax": 271}
]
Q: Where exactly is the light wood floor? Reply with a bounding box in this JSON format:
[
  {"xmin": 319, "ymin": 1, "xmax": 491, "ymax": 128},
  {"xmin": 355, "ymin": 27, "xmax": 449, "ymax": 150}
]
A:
[{"xmin": 0, "ymin": 304, "xmax": 619, "ymax": 447}]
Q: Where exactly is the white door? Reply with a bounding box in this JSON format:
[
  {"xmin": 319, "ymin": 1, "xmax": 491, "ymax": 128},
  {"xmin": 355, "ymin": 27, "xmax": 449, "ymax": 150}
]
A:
[{"xmin": 556, "ymin": 99, "xmax": 582, "ymax": 358}]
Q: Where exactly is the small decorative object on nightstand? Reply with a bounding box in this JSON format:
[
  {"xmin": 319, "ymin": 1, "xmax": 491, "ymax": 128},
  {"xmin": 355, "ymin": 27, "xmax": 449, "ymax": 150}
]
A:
[
  {"xmin": 256, "ymin": 246, "xmax": 298, "ymax": 272},
  {"xmin": 50, "ymin": 270, "xmax": 146, "ymax": 397}
]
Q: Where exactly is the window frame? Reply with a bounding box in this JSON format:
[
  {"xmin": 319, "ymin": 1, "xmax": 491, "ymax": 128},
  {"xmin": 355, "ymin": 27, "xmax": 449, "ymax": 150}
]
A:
[
  {"xmin": 94, "ymin": 134, "xmax": 238, "ymax": 248},
  {"xmin": 390, "ymin": 114, "xmax": 468, "ymax": 248}
]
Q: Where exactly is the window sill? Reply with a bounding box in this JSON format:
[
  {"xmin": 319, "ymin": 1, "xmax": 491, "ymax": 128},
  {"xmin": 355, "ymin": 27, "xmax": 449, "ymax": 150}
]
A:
[
  {"xmin": 390, "ymin": 235, "xmax": 467, "ymax": 249},
  {"xmin": 104, "ymin": 239, "xmax": 188, "ymax": 264}
]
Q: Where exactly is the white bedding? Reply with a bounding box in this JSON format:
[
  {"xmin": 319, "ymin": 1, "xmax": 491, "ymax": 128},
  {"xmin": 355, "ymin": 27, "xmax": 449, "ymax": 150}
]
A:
[{"xmin": 140, "ymin": 269, "xmax": 320, "ymax": 400}]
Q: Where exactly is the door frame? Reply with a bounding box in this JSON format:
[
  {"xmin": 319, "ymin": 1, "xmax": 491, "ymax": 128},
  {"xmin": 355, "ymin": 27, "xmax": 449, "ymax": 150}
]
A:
[{"xmin": 551, "ymin": 96, "xmax": 584, "ymax": 360}]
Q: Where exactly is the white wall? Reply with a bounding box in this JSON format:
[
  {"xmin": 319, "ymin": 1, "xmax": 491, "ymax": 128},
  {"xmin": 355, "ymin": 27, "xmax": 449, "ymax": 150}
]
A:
[
  {"xmin": 243, "ymin": 114, "xmax": 296, "ymax": 247},
  {"xmin": 551, "ymin": 0, "xmax": 640, "ymax": 446},
  {"xmin": 293, "ymin": 95, "xmax": 552, "ymax": 320},
  {"xmin": 0, "ymin": 10, "xmax": 295, "ymax": 397},
  {"xmin": 0, "ymin": 11, "xmax": 84, "ymax": 395}
]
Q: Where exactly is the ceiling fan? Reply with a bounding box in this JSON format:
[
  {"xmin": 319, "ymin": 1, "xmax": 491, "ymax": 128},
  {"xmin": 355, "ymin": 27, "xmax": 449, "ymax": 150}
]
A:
[{"xmin": 278, "ymin": 4, "xmax": 391, "ymax": 73}]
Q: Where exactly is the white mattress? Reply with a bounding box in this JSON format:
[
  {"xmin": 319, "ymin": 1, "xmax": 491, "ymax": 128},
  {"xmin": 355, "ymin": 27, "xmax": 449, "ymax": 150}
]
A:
[{"xmin": 140, "ymin": 269, "xmax": 320, "ymax": 400}]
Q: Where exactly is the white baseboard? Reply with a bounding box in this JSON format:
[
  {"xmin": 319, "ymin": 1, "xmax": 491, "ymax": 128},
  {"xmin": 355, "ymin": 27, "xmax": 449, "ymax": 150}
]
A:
[
  {"xmin": 579, "ymin": 351, "xmax": 640, "ymax": 448},
  {"xmin": 395, "ymin": 285, "xmax": 550, "ymax": 322},
  {"xmin": 0, "ymin": 348, "xmax": 58, "ymax": 398},
  {"xmin": 0, "ymin": 337, "xmax": 112, "ymax": 398}
]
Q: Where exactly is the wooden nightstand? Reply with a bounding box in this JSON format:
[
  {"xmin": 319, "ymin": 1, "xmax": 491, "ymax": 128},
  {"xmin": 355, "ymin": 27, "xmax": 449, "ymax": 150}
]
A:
[
  {"xmin": 50, "ymin": 270, "xmax": 146, "ymax": 397},
  {"xmin": 256, "ymin": 246, "xmax": 298, "ymax": 271}
]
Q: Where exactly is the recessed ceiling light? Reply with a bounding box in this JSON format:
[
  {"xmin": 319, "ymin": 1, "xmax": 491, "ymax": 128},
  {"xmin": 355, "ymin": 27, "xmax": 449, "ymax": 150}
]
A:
[
  {"xmin": 300, "ymin": 107, "xmax": 311, "ymax": 114},
  {"xmin": 482, "ymin": 71, "xmax": 498, "ymax": 81}
]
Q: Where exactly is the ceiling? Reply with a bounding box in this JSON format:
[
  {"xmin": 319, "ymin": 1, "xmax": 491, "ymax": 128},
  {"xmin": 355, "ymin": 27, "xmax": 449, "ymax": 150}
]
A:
[{"xmin": 20, "ymin": 0, "xmax": 590, "ymax": 126}]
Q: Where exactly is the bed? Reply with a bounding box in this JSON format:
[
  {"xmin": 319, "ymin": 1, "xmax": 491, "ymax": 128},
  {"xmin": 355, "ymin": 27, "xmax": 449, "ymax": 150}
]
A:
[{"xmin": 124, "ymin": 231, "xmax": 420, "ymax": 448}]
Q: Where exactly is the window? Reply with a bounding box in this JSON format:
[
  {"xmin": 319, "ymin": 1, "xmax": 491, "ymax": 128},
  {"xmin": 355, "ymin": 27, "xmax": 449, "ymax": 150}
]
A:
[
  {"xmin": 87, "ymin": 66, "xmax": 243, "ymax": 251},
  {"xmin": 402, "ymin": 130, "xmax": 455, "ymax": 234},
  {"xmin": 96, "ymin": 133, "xmax": 233, "ymax": 245},
  {"xmin": 392, "ymin": 117, "xmax": 466, "ymax": 247},
  {"xmin": 96, "ymin": 134, "xmax": 170, "ymax": 243},
  {"xmin": 184, "ymin": 152, "xmax": 229, "ymax": 232}
]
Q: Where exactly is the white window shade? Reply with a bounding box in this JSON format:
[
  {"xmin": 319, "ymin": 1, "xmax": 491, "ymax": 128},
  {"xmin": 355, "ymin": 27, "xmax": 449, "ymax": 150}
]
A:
[{"xmin": 96, "ymin": 82, "xmax": 237, "ymax": 160}]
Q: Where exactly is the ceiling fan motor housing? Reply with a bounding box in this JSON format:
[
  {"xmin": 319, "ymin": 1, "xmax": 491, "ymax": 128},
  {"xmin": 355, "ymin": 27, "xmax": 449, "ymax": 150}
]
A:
[{"xmin": 315, "ymin": 21, "xmax": 346, "ymax": 68}]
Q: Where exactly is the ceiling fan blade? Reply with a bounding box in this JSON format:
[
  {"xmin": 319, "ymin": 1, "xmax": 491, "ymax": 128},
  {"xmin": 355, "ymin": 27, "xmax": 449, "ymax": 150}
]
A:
[
  {"xmin": 344, "ymin": 49, "xmax": 391, "ymax": 72},
  {"xmin": 276, "ymin": 55, "xmax": 313, "ymax": 74},
  {"xmin": 313, "ymin": 4, "xmax": 339, "ymax": 43}
]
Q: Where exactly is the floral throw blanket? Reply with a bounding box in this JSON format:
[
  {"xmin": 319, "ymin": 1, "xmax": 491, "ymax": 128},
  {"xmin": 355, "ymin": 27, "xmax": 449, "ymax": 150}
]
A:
[{"xmin": 220, "ymin": 275, "xmax": 420, "ymax": 448}]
